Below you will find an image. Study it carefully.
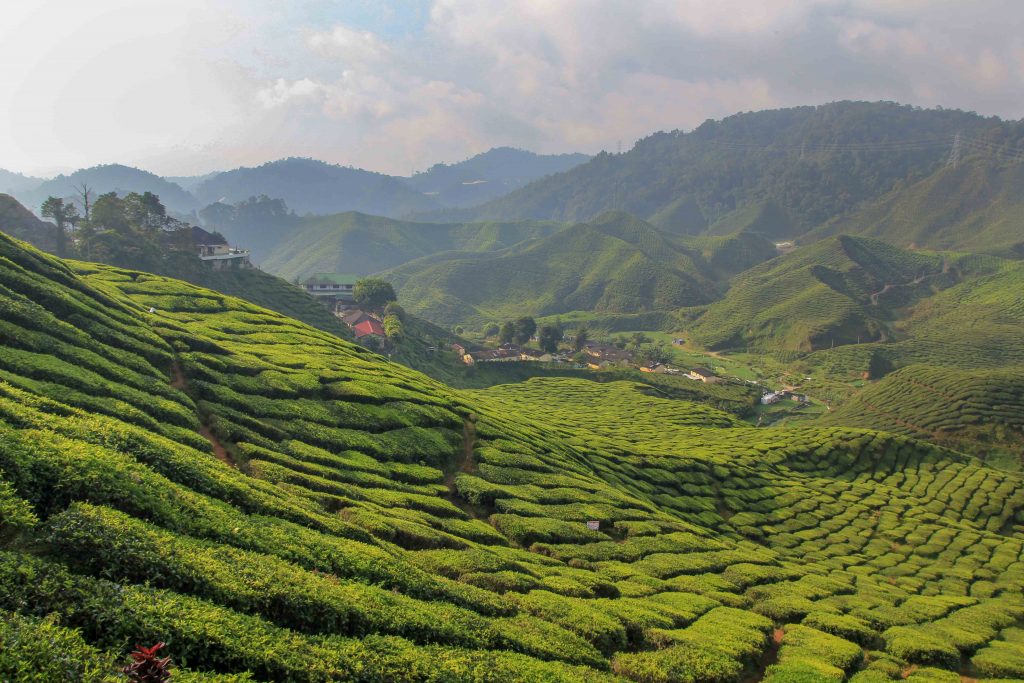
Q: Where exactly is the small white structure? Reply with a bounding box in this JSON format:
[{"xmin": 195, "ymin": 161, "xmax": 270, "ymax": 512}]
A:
[
  {"xmin": 586, "ymin": 520, "xmax": 600, "ymax": 531},
  {"xmin": 197, "ymin": 243, "xmax": 251, "ymax": 270},
  {"xmin": 761, "ymin": 391, "xmax": 782, "ymax": 405}
]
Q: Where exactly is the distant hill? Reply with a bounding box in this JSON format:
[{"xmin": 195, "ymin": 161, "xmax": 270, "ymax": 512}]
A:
[
  {"xmin": 193, "ymin": 158, "xmax": 439, "ymax": 218},
  {"xmin": 260, "ymin": 211, "xmax": 563, "ymax": 281},
  {"xmin": 806, "ymin": 157, "xmax": 1024, "ymax": 255},
  {"xmin": 383, "ymin": 212, "xmax": 776, "ymax": 327},
  {"xmin": 440, "ymin": 102, "xmax": 1024, "ymax": 239},
  {"xmin": 0, "ymin": 168, "xmax": 43, "ymax": 194},
  {"xmin": 0, "ymin": 193, "xmax": 56, "ymax": 251},
  {"xmin": 404, "ymin": 147, "xmax": 590, "ymax": 208},
  {"xmin": 686, "ymin": 235, "xmax": 958, "ymax": 352},
  {"xmin": 15, "ymin": 164, "xmax": 198, "ymax": 216}
]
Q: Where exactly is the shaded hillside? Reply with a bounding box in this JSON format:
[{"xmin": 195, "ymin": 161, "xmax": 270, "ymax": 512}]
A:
[
  {"xmin": 686, "ymin": 235, "xmax": 956, "ymax": 352},
  {"xmin": 2, "ymin": 232, "xmax": 1024, "ymax": 681},
  {"xmin": 261, "ymin": 211, "xmax": 562, "ymax": 281},
  {"xmin": 437, "ymin": 102, "xmax": 1024, "ymax": 237},
  {"xmin": 820, "ymin": 364, "xmax": 1024, "ymax": 464},
  {"xmin": 0, "ymin": 168, "xmax": 43, "ymax": 194},
  {"xmin": 384, "ymin": 213, "xmax": 775, "ymax": 327},
  {"xmin": 808, "ymin": 157, "xmax": 1024, "ymax": 255},
  {"xmin": 808, "ymin": 255, "xmax": 1024, "ymax": 374},
  {"xmin": 16, "ymin": 164, "xmax": 198, "ymax": 216},
  {"xmin": 405, "ymin": 147, "xmax": 590, "ymax": 208},
  {"xmin": 194, "ymin": 158, "xmax": 439, "ymax": 218},
  {"xmin": 0, "ymin": 193, "xmax": 56, "ymax": 251}
]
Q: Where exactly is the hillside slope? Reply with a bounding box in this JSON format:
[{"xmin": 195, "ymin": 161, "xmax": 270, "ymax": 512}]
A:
[
  {"xmin": 438, "ymin": 102, "xmax": 1024, "ymax": 238},
  {"xmin": 820, "ymin": 364, "xmax": 1024, "ymax": 464},
  {"xmin": 686, "ymin": 236, "xmax": 963, "ymax": 352},
  {"xmin": 260, "ymin": 211, "xmax": 562, "ymax": 281},
  {"xmin": 807, "ymin": 157, "xmax": 1024, "ymax": 255},
  {"xmin": 385, "ymin": 212, "xmax": 776, "ymax": 327},
  {"xmin": 0, "ymin": 193, "xmax": 56, "ymax": 251},
  {"xmin": 194, "ymin": 158, "xmax": 439, "ymax": 218},
  {"xmin": 2, "ymin": 234, "xmax": 1023, "ymax": 681}
]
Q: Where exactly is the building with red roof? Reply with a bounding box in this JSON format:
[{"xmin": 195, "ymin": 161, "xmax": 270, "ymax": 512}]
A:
[{"xmin": 352, "ymin": 318, "xmax": 386, "ymax": 339}]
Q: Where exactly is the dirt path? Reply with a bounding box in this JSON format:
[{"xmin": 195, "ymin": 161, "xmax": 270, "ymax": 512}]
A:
[
  {"xmin": 445, "ymin": 417, "xmax": 478, "ymax": 491},
  {"xmin": 169, "ymin": 361, "xmax": 186, "ymax": 389},
  {"xmin": 169, "ymin": 360, "xmax": 235, "ymax": 468},
  {"xmin": 199, "ymin": 424, "xmax": 235, "ymax": 468},
  {"xmin": 868, "ymin": 274, "xmax": 933, "ymax": 305},
  {"xmin": 742, "ymin": 628, "xmax": 784, "ymax": 683}
]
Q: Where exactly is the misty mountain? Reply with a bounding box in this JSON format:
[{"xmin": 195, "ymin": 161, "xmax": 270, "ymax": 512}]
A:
[
  {"xmin": 403, "ymin": 147, "xmax": 590, "ymax": 208},
  {"xmin": 0, "ymin": 169, "xmax": 44, "ymax": 195},
  {"xmin": 192, "ymin": 158, "xmax": 440, "ymax": 218},
  {"xmin": 431, "ymin": 102, "xmax": 1024, "ymax": 238},
  {"xmin": 15, "ymin": 163, "xmax": 198, "ymax": 216}
]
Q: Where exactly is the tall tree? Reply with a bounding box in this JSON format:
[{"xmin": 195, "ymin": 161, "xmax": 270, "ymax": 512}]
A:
[
  {"xmin": 74, "ymin": 183, "xmax": 93, "ymax": 221},
  {"xmin": 498, "ymin": 321, "xmax": 515, "ymax": 344},
  {"xmin": 40, "ymin": 196, "xmax": 79, "ymax": 257},
  {"xmin": 537, "ymin": 325, "xmax": 562, "ymax": 353},
  {"xmin": 513, "ymin": 316, "xmax": 537, "ymax": 345},
  {"xmin": 573, "ymin": 324, "xmax": 590, "ymax": 352}
]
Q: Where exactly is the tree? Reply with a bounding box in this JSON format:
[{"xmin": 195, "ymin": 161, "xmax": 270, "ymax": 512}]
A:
[
  {"xmin": 640, "ymin": 343, "xmax": 671, "ymax": 366},
  {"xmin": 483, "ymin": 323, "xmax": 500, "ymax": 337},
  {"xmin": 537, "ymin": 325, "xmax": 562, "ymax": 353},
  {"xmin": 384, "ymin": 301, "xmax": 405, "ymax": 321},
  {"xmin": 513, "ymin": 316, "xmax": 537, "ymax": 345},
  {"xmin": 573, "ymin": 324, "xmax": 589, "ymax": 352},
  {"xmin": 40, "ymin": 196, "xmax": 79, "ymax": 257},
  {"xmin": 499, "ymin": 321, "xmax": 515, "ymax": 344},
  {"xmin": 353, "ymin": 278, "xmax": 397, "ymax": 310},
  {"xmin": 383, "ymin": 314, "xmax": 403, "ymax": 340}
]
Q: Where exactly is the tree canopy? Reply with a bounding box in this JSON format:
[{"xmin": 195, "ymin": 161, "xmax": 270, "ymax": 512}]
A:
[{"xmin": 354, "ymin": 278, "xmax": 398, "ymax": 310}]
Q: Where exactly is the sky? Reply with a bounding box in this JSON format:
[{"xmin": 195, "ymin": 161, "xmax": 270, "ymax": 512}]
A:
[{"xmin": 2, "ymin": 0, "xmax": 1023, "ymax": 177}]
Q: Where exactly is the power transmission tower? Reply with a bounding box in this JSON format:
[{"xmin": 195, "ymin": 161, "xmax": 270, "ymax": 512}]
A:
[
  {"xmin": 617, "ymin": 140, "xmax": 622, "ymax": 155},
  {"xmin": 946, "ymin": 132, "xmax": 961, "ymax": 169}
]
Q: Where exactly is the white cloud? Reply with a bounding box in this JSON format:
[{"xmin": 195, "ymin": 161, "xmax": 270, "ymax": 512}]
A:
[
  {"xmin": 3, "ymin": 0, "xmax": 1023, "ymax": 177},
  {"xmin": 256, "ymin": 78, "xmax": 326, "ymax": 108}
]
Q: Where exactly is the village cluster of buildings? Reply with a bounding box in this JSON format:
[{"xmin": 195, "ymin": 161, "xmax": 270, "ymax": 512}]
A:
[
  {"xmin": 294, "ymin": 273, "xmax": 388, "ymax": 341},
  {"xmin": 452, "ymin": 343, "xmax": 568, "ymax": 365}
]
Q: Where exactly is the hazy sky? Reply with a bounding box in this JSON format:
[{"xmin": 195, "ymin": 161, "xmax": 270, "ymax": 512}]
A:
[{"xmin": 3, "ymin": 0, "xmax": 1023, "ymax": 177}]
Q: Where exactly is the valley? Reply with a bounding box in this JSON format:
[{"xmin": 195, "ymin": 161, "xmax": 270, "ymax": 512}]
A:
[{"xmin": 2, "ymin": 100, "xmax": 1024, "ymax": 683}]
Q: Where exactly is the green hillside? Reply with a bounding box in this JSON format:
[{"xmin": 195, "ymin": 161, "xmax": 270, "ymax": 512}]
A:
[
  {"xmin": 4, "ymin": 233, "xmax": 1024, "ymax": 680},
  {"xmin": 259, "ymin": 211, "xmax": 562, "ymax": 281},
  {"xmin": 820, "ymin": 364, "xmax": 1024, "ymax": 465},
  {"xmin": 806, "ymin": 255, "xmax": 1024, "ymax": 374},
  {"xmin": 808, "ymin": 158, "xmax": 1024, "ymax": 255},
  {"xmin": 385, "ymin": 213, "xmax": 775, "ymax": 327},
  {"xmin": 426, "ymin": 102, "xmax": 1024, "ymax": 239},
  {"xmin": 686, "ymin": 235, "xmax": 954, "ymax": 352}
]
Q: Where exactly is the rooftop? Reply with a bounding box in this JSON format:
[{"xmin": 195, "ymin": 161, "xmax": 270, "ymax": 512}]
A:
[{"xmin": 304, "ymin": 273, "xmax": 359, "ymax": 286}]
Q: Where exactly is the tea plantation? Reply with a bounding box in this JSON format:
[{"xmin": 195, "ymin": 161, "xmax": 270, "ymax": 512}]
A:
[{"xmin": 2, "ymin": 232, "xmax": 1024, "ymax": 682}]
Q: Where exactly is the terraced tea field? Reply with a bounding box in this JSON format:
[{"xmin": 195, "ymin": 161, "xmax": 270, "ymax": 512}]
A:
[
  {"xmin": 821, "ymin": 364, "xmax": 1024, "ymax": 463},
  {"xmin": 2, "ymin": 232, "xmax": 1024, "ymax": 682}
]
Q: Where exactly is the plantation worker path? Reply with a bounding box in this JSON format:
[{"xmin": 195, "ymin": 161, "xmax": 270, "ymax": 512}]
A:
[{"xmin": 168, "ymin": 358, "xmax": 236, "ymax": 468}]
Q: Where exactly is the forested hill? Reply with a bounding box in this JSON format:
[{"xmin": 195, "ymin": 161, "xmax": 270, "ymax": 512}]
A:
[
  {"xmin": 193, "ymin": 158, "xmax": 440, "ymax": 218},
  {"xmin": 432, "ymin": 102, "xmax": 1024, "ymax": 234},
  {"xmin": 404, "ymin": 147, "xmax": 591, "ymax": 208},
  {"xmin": 806, "ymin": 156, "xmax": 1024, "ymax": 256},
  {"xmin": 18, "ymin": 164, "xmax": 199, "ymax": 216}
]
